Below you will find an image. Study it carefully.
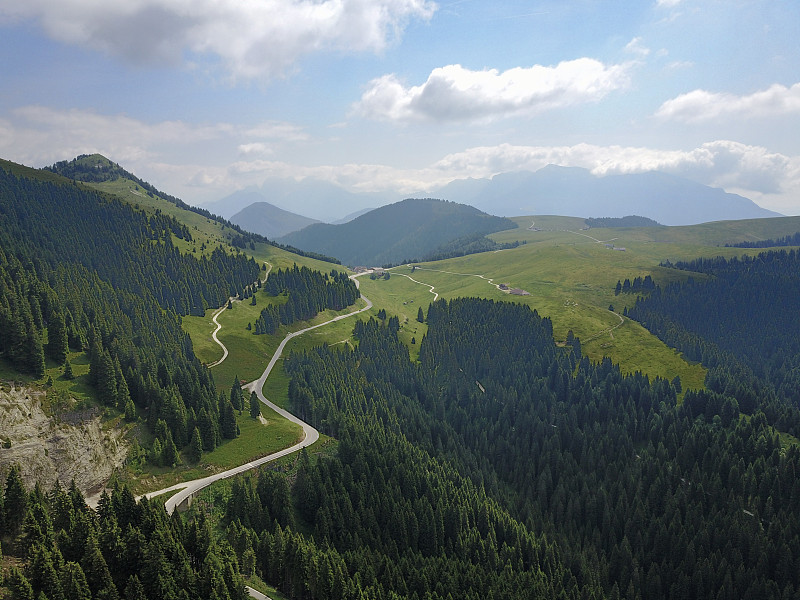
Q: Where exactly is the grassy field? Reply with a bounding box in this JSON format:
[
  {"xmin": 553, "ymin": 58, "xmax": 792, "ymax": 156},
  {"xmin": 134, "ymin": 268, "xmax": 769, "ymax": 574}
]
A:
[
  {"xmin": 357, "ymin": 215, "xmax": 800, "ymax": 394},
  {"xmin": 171, "ymin": 212, "xmax": 800, "ymax": 476},
  {"xmin": 123, "ymin": 404, "xmax": 304, "ymax": 495},
  {"xmin": 184, "ymin": 290, "xmax": 371, "ymax": 389}
]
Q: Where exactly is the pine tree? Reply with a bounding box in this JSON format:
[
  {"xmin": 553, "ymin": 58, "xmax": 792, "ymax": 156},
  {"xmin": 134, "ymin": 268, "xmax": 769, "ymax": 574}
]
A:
[
  {"xmin": 250, "ymin": 392, "xmax": 261, "ymax": 419},
  {"xmin": 45, "ymin": 311, "xmax": 68, "ymax": 365},
  {"xmin": 188, "ymin": 427, "xmax": 203, "ymax": 463},
  {"xmin": 4, "ymin": 464, "xmax": 28, "ymax": 533},
  {"xmin": 63, "ymin": 359, "xmax": 74, "ymax": 381},
  {"xmin": 417, "ymin": 306, "xmax": 424, "ymax": 323},
  {"xmin": 230, "ymin": 377, "xmax": 244, "ymax": 412}
]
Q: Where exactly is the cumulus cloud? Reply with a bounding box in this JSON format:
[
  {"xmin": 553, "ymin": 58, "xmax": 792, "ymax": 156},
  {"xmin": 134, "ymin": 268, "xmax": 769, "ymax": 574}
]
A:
[
  {"xmin": 3, "ymin": 104, "xmax": 799, "ymax": 213},
  {"xmin": 425, "ymin": 141, "xmax": 800, "ymax": 213},
  {"xmin": 0, "ymin": 106, "xmax": 314, "ymax": 204},
  {"xmin": 656, "ymin": 82, "xmax": 800, "ymax": 122},
  {"xmin": 356, "ymin": 58, "xmax": 632, "ymax": 122},
  {"xmin": 0, "ymin": 0, "xmax": 436, "ymax": 79}
]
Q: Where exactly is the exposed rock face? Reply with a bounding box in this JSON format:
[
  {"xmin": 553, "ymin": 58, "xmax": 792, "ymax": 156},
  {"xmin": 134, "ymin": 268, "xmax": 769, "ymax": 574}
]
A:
[{"xmin": 0, "ymin": 384, "xmax": 129, "ymax": 496}]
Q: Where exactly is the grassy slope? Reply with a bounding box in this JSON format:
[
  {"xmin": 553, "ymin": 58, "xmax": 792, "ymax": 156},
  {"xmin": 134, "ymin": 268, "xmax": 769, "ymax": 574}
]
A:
[{"xmin": 358, "ymin": 214, "xmax": 800, "ymax": 396}]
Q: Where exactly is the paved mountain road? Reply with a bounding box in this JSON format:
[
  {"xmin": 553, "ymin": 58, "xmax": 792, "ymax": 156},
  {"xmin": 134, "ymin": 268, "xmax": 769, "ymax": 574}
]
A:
[{"xmin": 144, "ymin": 273, "xmax": 372, "ymax": 513}]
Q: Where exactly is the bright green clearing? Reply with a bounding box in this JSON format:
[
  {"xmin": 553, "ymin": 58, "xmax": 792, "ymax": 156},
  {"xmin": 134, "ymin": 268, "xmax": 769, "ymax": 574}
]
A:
[{"xmin": 359, "ymin": 214, "xmax": 800, "ymax": 395}]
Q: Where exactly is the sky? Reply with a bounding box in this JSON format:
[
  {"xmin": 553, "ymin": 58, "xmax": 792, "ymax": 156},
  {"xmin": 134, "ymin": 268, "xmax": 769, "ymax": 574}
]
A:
[{"xmin": 1, "ymin": 0, "xmax": 799, "ymax": 218}]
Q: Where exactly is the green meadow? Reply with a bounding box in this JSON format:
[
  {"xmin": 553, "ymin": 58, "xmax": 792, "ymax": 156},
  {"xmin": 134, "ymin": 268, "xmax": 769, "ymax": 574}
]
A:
[{"xmin": 177, "ymin": 213, "xmax": 800, "ymax": 473}]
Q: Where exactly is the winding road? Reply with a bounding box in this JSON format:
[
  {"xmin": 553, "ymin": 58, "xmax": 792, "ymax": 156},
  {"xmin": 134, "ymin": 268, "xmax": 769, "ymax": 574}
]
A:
[
  {"xmin": 144, "ymin": 272, "xmax": 373, "ymax": 514},
  {"xmin": 208, "ymin": 262, "xmax": 272, "ymax": 368}
]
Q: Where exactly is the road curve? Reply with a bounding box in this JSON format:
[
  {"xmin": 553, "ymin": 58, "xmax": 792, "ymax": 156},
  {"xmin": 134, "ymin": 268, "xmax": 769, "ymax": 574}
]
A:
[
  {"xmin": 143, "ymin": 273, "xmax": 373, "ymax": 514},
  {"xmin": 208, "ymin": 262, "xmax": 272, "ymax": 368}
]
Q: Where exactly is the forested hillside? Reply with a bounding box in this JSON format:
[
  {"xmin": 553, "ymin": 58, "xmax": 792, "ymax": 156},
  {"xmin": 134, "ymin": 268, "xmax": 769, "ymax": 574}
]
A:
[
  {"xmin": 628, "ymin": 249, "xmax": 800, "ymax": 435},
  {"xmin": 43, "ymin": 154, "xmax": 340, "ymax": 264},
  {"xmin": 216, "ymin": 297, "xmax": 800, "ymax": 599},
  {"xmin": 1, "ymin": 470, "xmax": 248, "ymax": 599},
  {"xmin": 278, "ymin": 198, "xmax": 517, "ymax": 266},
  {"xmin": 254, "ymin": 265, "xmax": 359, "ymax": 335},
  {"xmin": 0, "ymin": 163, "xmax": 257, "ymax": 464}
]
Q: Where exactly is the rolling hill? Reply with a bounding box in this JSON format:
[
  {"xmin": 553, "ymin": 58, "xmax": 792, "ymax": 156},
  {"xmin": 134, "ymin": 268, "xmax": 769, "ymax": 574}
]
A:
[{"xmin": 277, "ymin": 197, "xmax": 518, "ymax": 266}]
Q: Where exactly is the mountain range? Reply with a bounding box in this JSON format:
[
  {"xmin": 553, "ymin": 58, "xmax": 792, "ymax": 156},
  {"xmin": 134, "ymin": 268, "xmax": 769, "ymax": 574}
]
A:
[{"xmin": 207, "ymin": 165, "xmax": 779, "ymax": 229}]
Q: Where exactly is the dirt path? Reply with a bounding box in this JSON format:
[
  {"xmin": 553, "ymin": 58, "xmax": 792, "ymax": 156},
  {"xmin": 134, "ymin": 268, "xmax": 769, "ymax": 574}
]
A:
[
  {"xmin": 581, "ymin": 308, "xmax": 626, "ymax": 343},
  {"xmin": 391, "ymin": 272, "xmax": 440, "ymax": 301},
  {"xmin": 208, "ymin": 262, "xmax": 272, "ymax": 368},
  {"xmin": 393, "ymin": 264, "xmax": 625, "ymax": 343}
]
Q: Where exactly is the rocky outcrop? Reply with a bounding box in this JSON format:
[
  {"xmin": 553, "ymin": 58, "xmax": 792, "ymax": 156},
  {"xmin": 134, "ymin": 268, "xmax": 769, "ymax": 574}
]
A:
[{"xmin": 0, "ymin": 383, "xmax": 129, "ymax": 496}]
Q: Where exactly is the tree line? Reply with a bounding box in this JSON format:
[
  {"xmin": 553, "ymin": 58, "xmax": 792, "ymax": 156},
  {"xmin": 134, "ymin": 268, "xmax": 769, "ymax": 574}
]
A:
[
  {"xmin": 253, "ymin": 265, "xmax": 359, "ymax": 335},
  {"xmin": 0, "ymin": 465, "xmax": 248, "ymax": 600},
  {"xmin": 208, "ymin": 295, "xmax": 800, "ymax": 598},
  {"xmin": 0, "ymin": 166, "xmax": 254, "ymax": 461}
]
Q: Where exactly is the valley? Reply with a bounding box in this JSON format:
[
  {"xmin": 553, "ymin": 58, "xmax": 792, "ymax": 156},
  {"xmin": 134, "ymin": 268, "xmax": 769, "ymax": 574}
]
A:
[{"xmin": 3, "ymin": 157, "xmax": 800, "ymax": 600}]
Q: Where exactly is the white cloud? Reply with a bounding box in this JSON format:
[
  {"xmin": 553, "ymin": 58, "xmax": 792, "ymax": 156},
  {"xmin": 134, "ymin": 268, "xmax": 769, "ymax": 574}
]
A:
[
  {"xmin": 656, "ymin": 0, "xmax": 683, "ymax": 7},
  {"xmin": 356, "ymin": 58, "xmax": 632, "ymax": 122},
  {"xmin": 624, "ymin": 37, "xmax": 650, "ymax": 57},
  {"xmin": 426, "ymin": 141, "xmax": 800, "ymax": 213},
  {"xmin": 656, "ymin": 82, "xmax": 800, "ymax": 122},
  {"xmin": 2, "ymin": 105, "xmax": 799, "ymax": 214},
  {"xmin": 0, "ymin": 0, "xmax": 436, "ymax": 80}
]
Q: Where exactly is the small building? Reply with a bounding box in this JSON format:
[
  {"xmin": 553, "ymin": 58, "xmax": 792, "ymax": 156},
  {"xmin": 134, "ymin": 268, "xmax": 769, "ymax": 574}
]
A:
[
  {"xmin": 498, "ymin": 283, "xmax": 509, "ymax": 290},
  {"xmin": 509, "ymin": 288, "xmax": 530, "ymax": 296}
]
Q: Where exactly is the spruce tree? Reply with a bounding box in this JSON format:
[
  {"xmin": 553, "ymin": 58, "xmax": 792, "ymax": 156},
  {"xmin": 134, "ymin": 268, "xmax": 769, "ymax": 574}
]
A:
[
  {"xmin": 417, "ymin": 306, "xmax": 424, "ymax": 323},
  {"xmin": 7, "ymin": 567, "xmax": 35, "ymax": 600},
  {"xmin": 220, "ymin": 397, "xmax": 237, "ymax": 439},
  {"xmin": 116, "ymin": 375, "xmax": 131, "ymax": 413},
  {"xmin": 60, "ymin": 562, "xmax": 91, "ymax": 600},
  {"xmin": 63, "ymin": 359, "xmax": 74, "ymax": 381},
  {"xmin": 25, "ymin": 328, "xmax": 46, "ymax": 379},
  {"xmin": 4, "ymin": 464, "xmax": 28, "ymax": 533},
  {"xmin": 124, "ymin": 399, "xmax": 137, "ymax": 422},
  {"xmin": 188, "ymin": 427, "xmax": 203, "ymax": 463},
  {"xmin": 249, "ymin": 392, "xmax": 261, "ymax": 419},
  {"xmin": 97, "ymin": 350, "xmax": 117, "ymax": 407},
  {"xmin": 45, "ymin": 311, "xmax": 68, "ymax": 365},
  {"xmin": 230, "ymin": 377, "xmax": 244, "ymax": 412}
]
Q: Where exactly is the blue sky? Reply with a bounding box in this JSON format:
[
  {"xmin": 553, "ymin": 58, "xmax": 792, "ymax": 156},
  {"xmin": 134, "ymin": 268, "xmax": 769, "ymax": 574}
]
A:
[{"xmin": 1, "ymin": 0, "xmax": 799, "ymax": 217}]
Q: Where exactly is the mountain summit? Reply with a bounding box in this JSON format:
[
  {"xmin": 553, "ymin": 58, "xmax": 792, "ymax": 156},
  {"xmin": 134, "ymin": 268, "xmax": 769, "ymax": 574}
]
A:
[{"xmin": 278, "ymin": 198, "xmax": 517, "ymax": 266}]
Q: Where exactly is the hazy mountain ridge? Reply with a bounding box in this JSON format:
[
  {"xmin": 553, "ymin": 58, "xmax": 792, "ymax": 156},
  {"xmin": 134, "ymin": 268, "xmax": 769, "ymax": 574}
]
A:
[
  {"xmin": 436, "ymin": 165, "xmax": 781, "ymax": 225},
  {"xmin": 216, "ymin": 166, "xmax": 779, "ymax": 226},
  {"xmin": 207, "ymin": 179, "xmax": 382, "ymax": 222},
  {"xmin": 229, "ymin": 200, "xmax": 320, "ymax": 238},
  {"xmin": 278, "ymin": 198, "xmax": 518, "ymax": 266}
]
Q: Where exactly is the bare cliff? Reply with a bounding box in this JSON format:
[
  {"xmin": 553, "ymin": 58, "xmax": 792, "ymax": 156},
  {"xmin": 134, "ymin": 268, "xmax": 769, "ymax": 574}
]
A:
[{"xmin": 0, "ymin": 383, "xmax": 129, "ymax": 496}]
